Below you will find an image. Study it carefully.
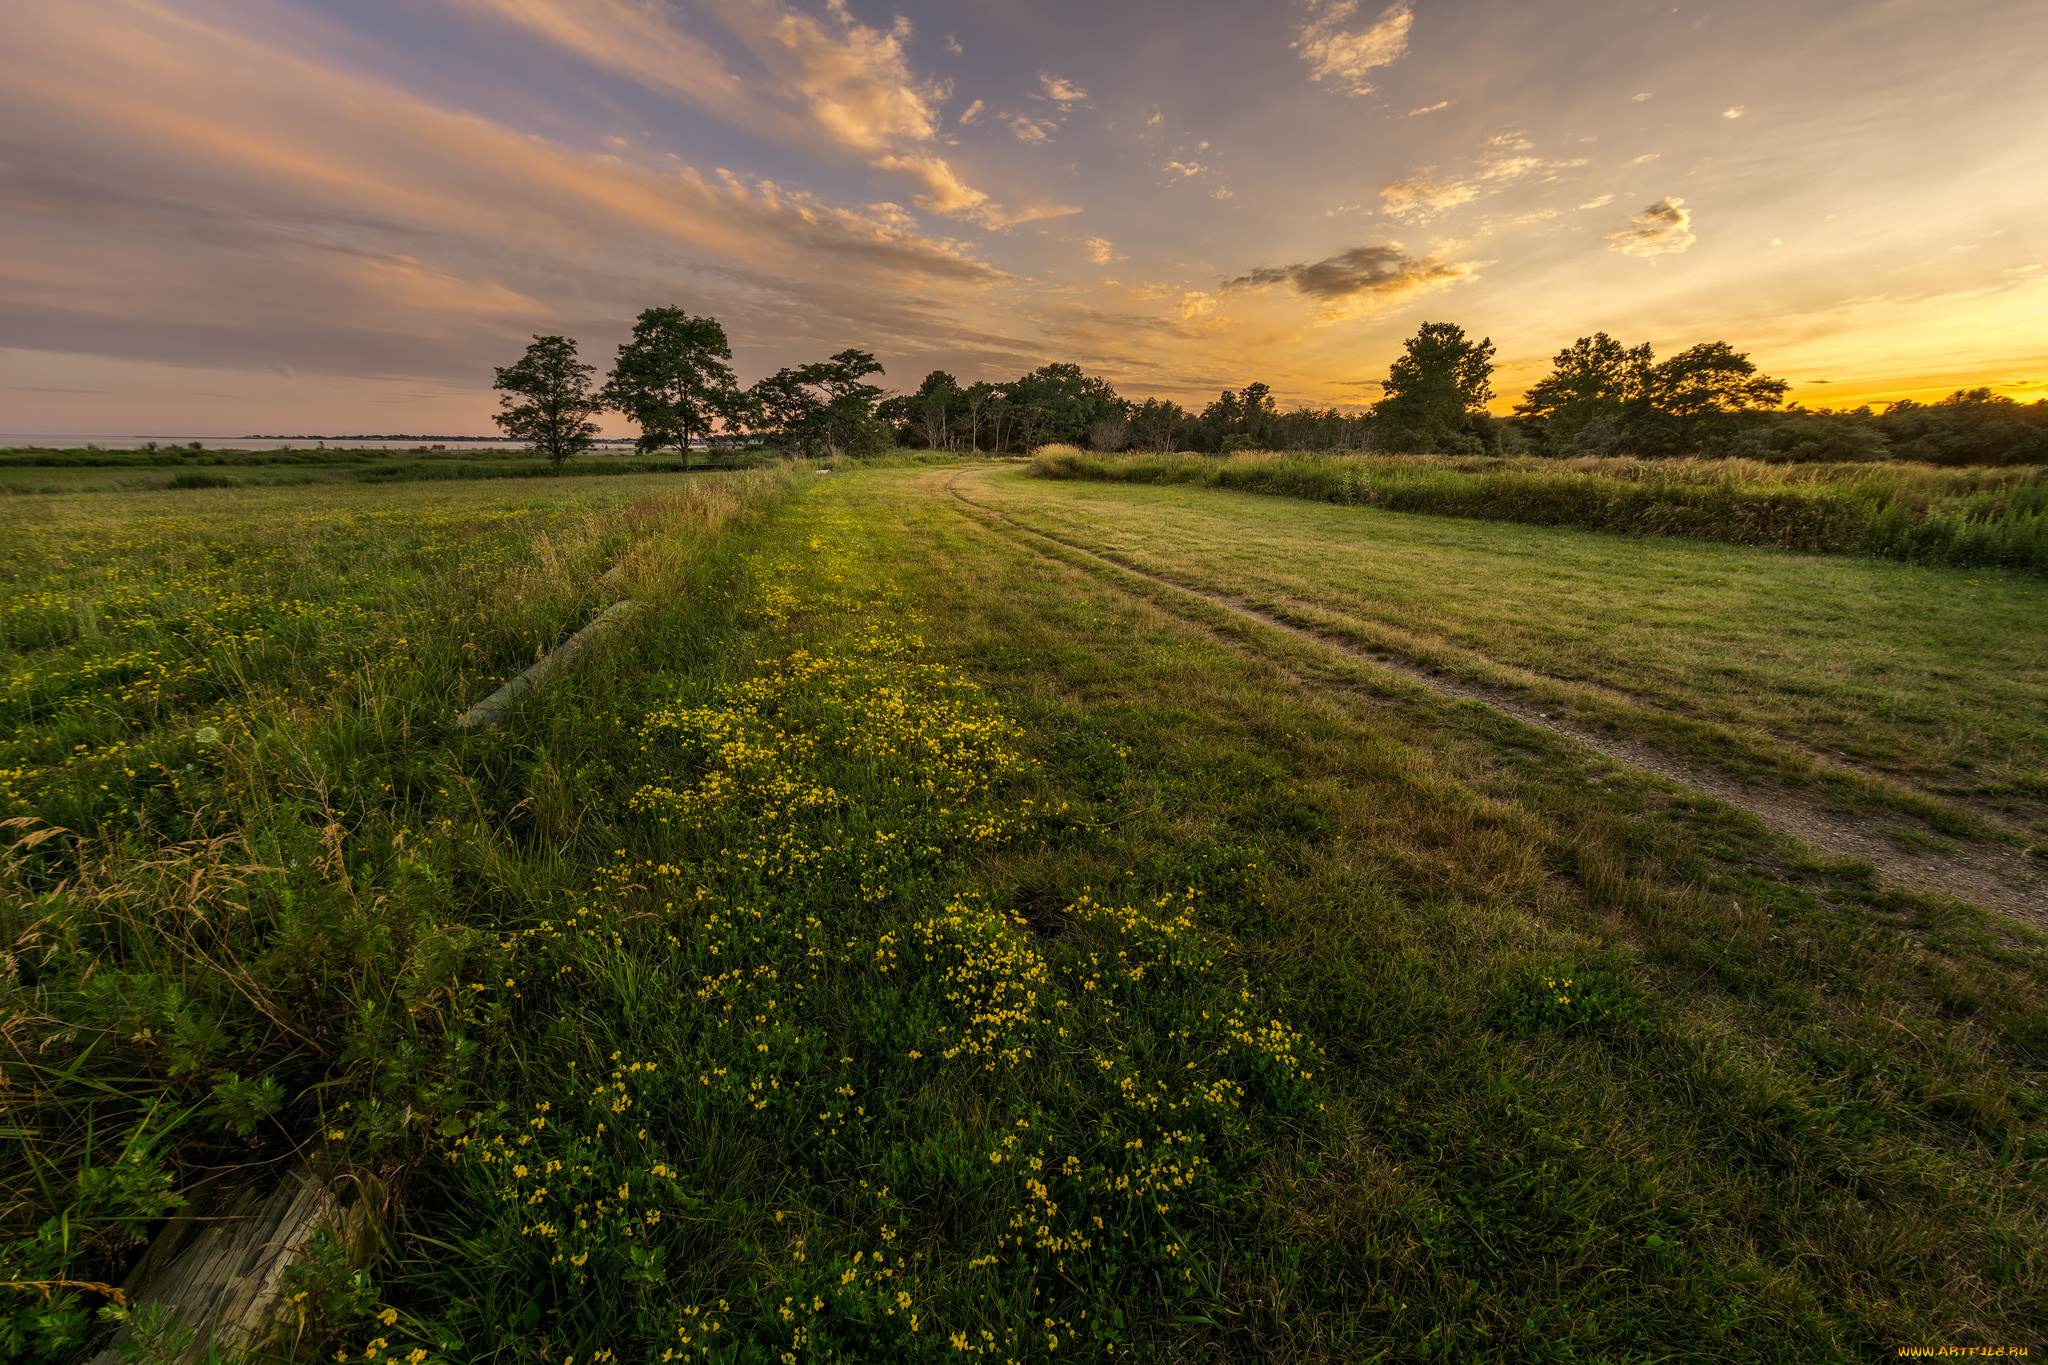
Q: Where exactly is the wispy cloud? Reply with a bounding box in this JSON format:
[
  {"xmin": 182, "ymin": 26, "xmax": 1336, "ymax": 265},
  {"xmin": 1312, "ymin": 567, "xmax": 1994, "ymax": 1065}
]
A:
[
  {"xmin": 1407, "ymin": 100, "xmax": 1449, "ymax": 115},
  {"xmin": 1607, "ymin": 198, "xmax": 1696, "ymax": 257},
  {"xmin": 1082, "ymin": 236, "xmax": 1125, "ymax": 264},
  {"xmin": 958, "ymin": 98, "xmax": 984, "ymax": 124},
  {"xmin": 0, "ymin": 0, "xmax": 1016, "ymax": 386},
  {"xmin": 1379, "ymin": 173, "xmax": 1481, "ymax": 221},
  {"xmin": 1378, "ymin": 133, "xmax": 1585, "ymax": 221},
  {"xmin": 1295, "ymin": 0, "xmax": 1413, "ymax": 95},
  {"xmin": 453, "ymin": 0, "xmax": 1014, "ymax": 225}
]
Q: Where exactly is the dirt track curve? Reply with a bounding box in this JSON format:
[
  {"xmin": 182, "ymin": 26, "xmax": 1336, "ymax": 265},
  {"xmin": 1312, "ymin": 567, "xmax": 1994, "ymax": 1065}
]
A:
[{"xmin": 941, "ymin": 467, "xmax": 2048, "ymax": 928}]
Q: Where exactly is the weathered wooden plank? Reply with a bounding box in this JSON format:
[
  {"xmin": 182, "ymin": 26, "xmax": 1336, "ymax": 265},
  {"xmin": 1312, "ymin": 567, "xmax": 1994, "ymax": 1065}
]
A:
[
  {"xmin": 454, "ymin": 599, "xmax": 640, "ymax": 731},
  {"xmin": 90, "ymin": 1162, "xmax": 349, "ymax": 1365}
]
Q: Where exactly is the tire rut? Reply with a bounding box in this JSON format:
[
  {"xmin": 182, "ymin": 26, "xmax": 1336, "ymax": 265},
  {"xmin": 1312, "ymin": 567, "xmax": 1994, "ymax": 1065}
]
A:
[{"xmin": 940, "ymin": 468, "xmax": 2047, "ymax": 928}]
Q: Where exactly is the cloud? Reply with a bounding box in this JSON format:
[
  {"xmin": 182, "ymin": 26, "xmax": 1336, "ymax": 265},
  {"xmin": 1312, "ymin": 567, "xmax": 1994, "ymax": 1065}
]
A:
[
  {"xmin": 1378, "ymin": 133, "xmax": 1584, "ymax": 222},
  {"xmin": 958, "ymin": 98, "xmax": 984, "ymax": 124},
  {"xmin": 870, "ymin": 154, "xmax": 992, "ymax": 221},
  {"xmin": 1009, "ymin": 116, "xmax": 1055, "ymax": 143},
  {"xmin": 1632, "ymin": 91, "xmax": 1652, "ymax": 101},
  {"xmin": 0, "ymin": 0, "xmax": 1021, "ymax": 391},
  {"xmin": 1578, "ymin": 194, "xmax": 1613, "ymax": 209},
  {"xmin": 454, "ymin": 0, "xmax": 1015, "ymax": 225},
  {"xmin": 1082, "ymin": 236, "xmax": 1124, "ymax": 264},
  {"xmin": 1407, "ymin": 100, "xmax": 1449, "ymax": 115},
  {"xmin": 1722, "ymin": 105, "xmax": 1746, "ymax": 119},
  {"xmin": 1224, "ymin": 243, "xmax": 1474, "ymax": 310},
  {"xmin": 1179, "ymin": 291, "xmax": 1218, "ymax": 318},
  {"xmin": 1379, "ymin": 173, "xmax": 1481, "ymax": 221},
  {"xmin": 1607, "ymin": 198, "xmax": 1696, "ymax": 257},
  {"xmin": 1165, "ymin": 160, "xmax": 1209, "ymax": 178},
  {"xmin": 1037, "ymin": 73, "xmax": 1088, "ymax": 106},
  {"xmin": 1295, "ymin": 0, "xmax": 1413, "ymax": 95}
]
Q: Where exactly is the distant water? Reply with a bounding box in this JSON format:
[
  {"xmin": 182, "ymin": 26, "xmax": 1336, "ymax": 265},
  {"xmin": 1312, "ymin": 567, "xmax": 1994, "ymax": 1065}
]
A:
[{"xmin": 0, "ymin": 434, "xmax": 643, "ymax": 452}]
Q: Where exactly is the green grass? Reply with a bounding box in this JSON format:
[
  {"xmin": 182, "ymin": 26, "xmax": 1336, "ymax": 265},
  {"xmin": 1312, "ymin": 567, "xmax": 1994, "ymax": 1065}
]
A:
[
  {"xmin": 0, "ymin": 447, "xmax": 760, "ymax": 495},
  {"xmin": 1030, "ymin": 449, "xmax": 2048, "ymax": 576},
  {"xmin": 987, "ymin": 466, "xmax": 2048, "ymax": 833},
  {"xmin": 5, "ymin": 462, "xmax": 2045, "ymax": 1363}
]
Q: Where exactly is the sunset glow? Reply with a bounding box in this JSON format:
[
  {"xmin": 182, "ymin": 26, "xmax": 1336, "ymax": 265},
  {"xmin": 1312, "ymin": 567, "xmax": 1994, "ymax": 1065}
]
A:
[{"xmin": 2, "ymin": 0, "xmax": 2043, "ymax": 433}]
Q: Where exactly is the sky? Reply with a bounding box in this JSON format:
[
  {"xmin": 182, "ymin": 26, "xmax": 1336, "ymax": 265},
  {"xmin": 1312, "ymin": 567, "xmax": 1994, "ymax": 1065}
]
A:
[{"xmin": 2, "ymin": 0, "xmax": 2044, "ymax": 436}]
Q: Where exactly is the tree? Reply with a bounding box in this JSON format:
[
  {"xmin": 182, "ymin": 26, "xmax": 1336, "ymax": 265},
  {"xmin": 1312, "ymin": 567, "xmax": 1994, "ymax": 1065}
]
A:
[
  {"xmin": 1649, "ymin": 341, "xmax": 1789, "ymax": 420},
  {"xmin": 601, "ymin": 307, "xmax": 752, "ymax": 470},
  {"xmin": 749, "ymin": 350, "xmax": 891, "ymax": 457},
  {"xmin": 1373, "ymin": 322, "xmax": 1497, "ymax": 453},
  {"xmin": 750, "ymin": 368, "xmax": 826, "ymax": 455},
  {"xmin": 912, "ymin": 370, "xmax": 959, "ymax": 450},
  {"xmin": 804, "ymin": 350, "xmax": 890, "ymax": 456},
  {"xmin": 1516, "ymin": 335, "xmax": 1787, "ymax": 455},
  {"xmin": 1129, "ymin": 398, "xmax": 1187, "ymax": 454},
  {"xmin": 962, "ymin": 382, "xmax": 998, "ymax": 454},
  {"xmin": 1513, "ymin": 333, "xmax": 1655, "ymax": 448},
  {"xmin": 1003, "ymin": 363, "xmax": 1125, "ymax": 450},
  {"xmin": 1090, "ymin": 413, "xmax": 1131, "ymax": 451},
  {"xmin": 491, "ymin": 334, "xmax": 602, "ymax": 466}
]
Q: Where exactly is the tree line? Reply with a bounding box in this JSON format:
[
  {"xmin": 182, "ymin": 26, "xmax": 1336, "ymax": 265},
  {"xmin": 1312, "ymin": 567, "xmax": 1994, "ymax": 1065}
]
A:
[{"xmin": 493, "ymin": 307, "xmax": 2047, "ymax": 468}]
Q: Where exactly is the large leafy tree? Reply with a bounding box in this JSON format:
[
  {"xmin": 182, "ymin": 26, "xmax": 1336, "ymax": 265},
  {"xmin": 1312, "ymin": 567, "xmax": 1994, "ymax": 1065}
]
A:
[
  {"xmin": 601, "ymin": 307, "xmax": 753, "ymax": 469},
  {"xmin": 1006, "ymin": 362, "xmax": 1126, "ymax": 450},
  {"xmin": 1650, "ymin": 341, "xmax": 1790, "ymax": 420},
  {"xmin": 491, "ymin": 335, "xmax": 603, "ymax": 466},
  {"xmin": 1517, "ymin": 334, "xmax": 1786, "ymax": 454},
  {"xmin": 749, "ymin": 350, "xmax": 891, "ymax": 457},
  {"xmin": 1373, "ymin": 322, "xmax": 1497, "ymax": 453},
  {"xmin": 1513, "ymin": 333, "xmax": 1655, "ymax": 437}
]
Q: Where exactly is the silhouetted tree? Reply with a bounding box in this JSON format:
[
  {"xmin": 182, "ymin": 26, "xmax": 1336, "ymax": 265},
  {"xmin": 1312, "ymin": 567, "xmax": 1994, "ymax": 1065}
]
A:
[
  {"xmin": 1373, "ymin": 322, "xmax": 1497, "ymax": 453},
  {"xmin": 1513, "ymin": 333, "xmax": 1655, "ymax": 453},
  {"xmin": 492, "ymin": 334, "xmax": 602, "ymax": 466},
  {"xmin": 602, "ymin": 307, "xmax": 752, "ymax": 470},
  {"xmin": 1518, "ymin": 335, "xmax": 1787, "ymax": 455}
]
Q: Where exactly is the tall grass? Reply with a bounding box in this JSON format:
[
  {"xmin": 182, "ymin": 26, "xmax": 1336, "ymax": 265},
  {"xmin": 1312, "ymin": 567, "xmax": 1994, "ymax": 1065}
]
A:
[
  {"xmin": 0, "ymin": 472, "xmax": 793, "ymax": 1360},
  {"xmin": 1029, "ymin": 449, "xmax": 2048, "ymax": 573}
]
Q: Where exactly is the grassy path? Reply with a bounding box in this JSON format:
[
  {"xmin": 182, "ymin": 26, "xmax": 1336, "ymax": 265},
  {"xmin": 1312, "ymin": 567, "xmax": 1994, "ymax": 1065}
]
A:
[
  {"xmin": 945, "ymin": 468, "xmax": 2048, "ymax": 922},
  {"xmin": 961, "ymin": 468, "xmax": 2048, "ymax": 895}
]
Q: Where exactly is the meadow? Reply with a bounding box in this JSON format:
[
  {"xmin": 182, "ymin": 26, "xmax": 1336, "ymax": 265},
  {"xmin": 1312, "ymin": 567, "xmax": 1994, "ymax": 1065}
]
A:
[
  {"xmin": 0, "ymin": 446, "xmax": 753, "ymax": 496},
  {"xmin": 1029, "ymin": 449, "xmax": 2048, "ymax": 576},
  {"xmin": 4, "ymin": 461, "xmax": 2045, "ymax": 1363}
]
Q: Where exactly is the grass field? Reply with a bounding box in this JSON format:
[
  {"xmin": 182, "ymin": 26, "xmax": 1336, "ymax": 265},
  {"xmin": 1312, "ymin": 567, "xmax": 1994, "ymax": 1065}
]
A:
[
  {"xmin": 0, "ymin": 446, "xmax": 754, "ymax": 495},
  {"xmin": 5, "ymin": 462, "xmax": 2045, "ymax": 1363},
  {"xmin": 981, "ymin": 467, "xmax": 2048, "ymax": 840}
]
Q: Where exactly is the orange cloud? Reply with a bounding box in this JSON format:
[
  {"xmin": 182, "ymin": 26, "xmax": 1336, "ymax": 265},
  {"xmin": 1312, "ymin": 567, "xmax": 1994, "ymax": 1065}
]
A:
[{"xmin": 454, "ymin": 0, "xmax": 1013, "ymax": 225}]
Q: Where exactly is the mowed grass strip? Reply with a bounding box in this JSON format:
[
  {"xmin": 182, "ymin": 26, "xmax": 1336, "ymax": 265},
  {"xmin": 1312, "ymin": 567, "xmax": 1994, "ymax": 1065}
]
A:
[{"xmin": 976, "ymin": 467, "xmax": 2048, "ymax": 836}]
